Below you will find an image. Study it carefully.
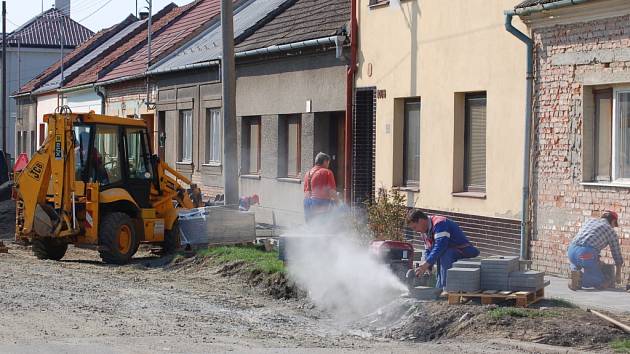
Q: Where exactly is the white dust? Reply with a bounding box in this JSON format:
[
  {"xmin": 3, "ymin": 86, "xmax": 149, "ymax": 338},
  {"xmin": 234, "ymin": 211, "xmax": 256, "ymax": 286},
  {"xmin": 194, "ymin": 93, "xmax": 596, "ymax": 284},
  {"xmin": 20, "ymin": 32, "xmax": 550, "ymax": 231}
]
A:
[{"xmin": 284, "ymin": 213, "xmax": 408, "ymax": 322}]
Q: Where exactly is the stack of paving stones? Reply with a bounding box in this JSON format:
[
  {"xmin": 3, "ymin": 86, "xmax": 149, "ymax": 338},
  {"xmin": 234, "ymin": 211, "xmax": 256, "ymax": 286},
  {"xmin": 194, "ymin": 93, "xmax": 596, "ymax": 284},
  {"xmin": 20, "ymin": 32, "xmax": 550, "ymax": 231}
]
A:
[
  {"xmin": 508, "ymin": 270, "xmax": 545, "ymax": 292},
  {"xmin": 452, "ymin": 260, "xmax": 481, "ymax": 269},
  {"xmin": 446, "ymin": 267, "xmax": 481, "ymax": 292},
  {"xmin": 480, "ymin": 256, "xmax": 520, "ymax": 291}
]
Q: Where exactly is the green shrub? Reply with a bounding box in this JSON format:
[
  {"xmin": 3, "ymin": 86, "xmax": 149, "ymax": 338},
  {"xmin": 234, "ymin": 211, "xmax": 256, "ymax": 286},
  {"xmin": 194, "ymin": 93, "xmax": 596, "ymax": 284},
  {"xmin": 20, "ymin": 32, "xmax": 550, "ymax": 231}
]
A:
[{"xmin": 365, "ymin": 188, "xmax": 409, "ymax": 242}]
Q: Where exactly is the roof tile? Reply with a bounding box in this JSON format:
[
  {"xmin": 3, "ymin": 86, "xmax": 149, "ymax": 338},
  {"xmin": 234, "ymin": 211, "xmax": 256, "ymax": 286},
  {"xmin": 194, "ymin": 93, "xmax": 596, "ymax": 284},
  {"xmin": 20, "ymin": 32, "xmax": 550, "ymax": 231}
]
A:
[
  {"xmin": 5, "ymin": 8, "xmax": 93, "ymax": 48},
  {"xmin": 64, "ymin": 3, "xmax": 186, "ymax": 87},
  {"xmin": 236, "ymin": 0, "xmax": 349, "ymax": 52},
  {"xmin": 99, "ymin": 0, "xmax": 221, "ymax": 83}
]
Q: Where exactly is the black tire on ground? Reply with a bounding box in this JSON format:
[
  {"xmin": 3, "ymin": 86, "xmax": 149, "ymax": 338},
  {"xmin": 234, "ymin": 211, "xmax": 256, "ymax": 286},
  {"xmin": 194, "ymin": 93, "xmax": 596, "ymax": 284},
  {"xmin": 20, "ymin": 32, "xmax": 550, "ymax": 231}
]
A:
[
  {"xmin": 32, "ymin": 237, "xmax": 68, "ymax": 261},
  {"xmin": 163, "ymin": 220, "xmax": 181, "ymax": 255},
  {"xmin": 98, "ymin": 212, "xmax": 138, "ymax": 265}
]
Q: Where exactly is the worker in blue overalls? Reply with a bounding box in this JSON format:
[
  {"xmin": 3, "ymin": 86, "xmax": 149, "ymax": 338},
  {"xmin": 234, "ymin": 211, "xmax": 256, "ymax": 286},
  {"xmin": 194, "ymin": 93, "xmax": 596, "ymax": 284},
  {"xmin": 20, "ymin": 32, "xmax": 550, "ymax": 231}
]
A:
[{"xmin": 407, "ymin": 210, "xmax": 480, "ymax": 290}]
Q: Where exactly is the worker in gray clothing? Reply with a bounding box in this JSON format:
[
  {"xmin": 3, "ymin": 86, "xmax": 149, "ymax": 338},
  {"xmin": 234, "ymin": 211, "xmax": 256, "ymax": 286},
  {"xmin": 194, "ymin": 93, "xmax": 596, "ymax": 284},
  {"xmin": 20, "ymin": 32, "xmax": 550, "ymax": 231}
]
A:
[{"xmin": 568, "ymin": 211, "xmax": 623, "ymax": 290}]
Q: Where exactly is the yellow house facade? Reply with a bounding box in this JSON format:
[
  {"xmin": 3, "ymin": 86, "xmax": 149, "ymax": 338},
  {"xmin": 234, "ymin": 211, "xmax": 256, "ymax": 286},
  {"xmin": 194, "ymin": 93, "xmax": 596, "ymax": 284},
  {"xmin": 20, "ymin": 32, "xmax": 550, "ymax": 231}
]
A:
[{"xmin": 356, "ymin": 0, "xmax": 529, "ymax": 255}]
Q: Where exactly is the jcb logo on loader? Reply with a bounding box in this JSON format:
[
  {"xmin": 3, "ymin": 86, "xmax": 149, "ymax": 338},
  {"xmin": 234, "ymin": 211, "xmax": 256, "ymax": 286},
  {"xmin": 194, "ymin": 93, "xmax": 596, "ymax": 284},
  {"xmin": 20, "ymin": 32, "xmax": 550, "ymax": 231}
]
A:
[
  {"xmin": 54, "ymin": 135, "xmax": 62, "ymax": 160},
  {"xmin": 27, "ymin": 162, "xmax": 44, "ymax": 181}
]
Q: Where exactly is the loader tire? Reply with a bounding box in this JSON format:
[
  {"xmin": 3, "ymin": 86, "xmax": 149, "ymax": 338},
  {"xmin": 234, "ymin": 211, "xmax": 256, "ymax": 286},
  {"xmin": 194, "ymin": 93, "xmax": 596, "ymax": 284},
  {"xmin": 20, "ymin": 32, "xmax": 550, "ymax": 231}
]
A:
[
  {"xmin": 32, "ymin": 238, "xmax": 68, "ymax": 261},
  {"xmin": 98, "ymin": 212, "xmax": 138, "ymax": 265},
  {"xmin": 163, "ymin": 220, "xmax": 181, "ymax": 255}
]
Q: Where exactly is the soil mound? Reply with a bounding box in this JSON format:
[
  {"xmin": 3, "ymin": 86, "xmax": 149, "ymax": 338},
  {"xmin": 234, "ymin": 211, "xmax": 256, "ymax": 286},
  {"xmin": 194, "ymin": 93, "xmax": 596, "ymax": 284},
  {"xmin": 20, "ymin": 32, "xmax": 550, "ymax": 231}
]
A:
[
  {"xmin": 165, "ymin": 253, "xmax": 302, "ymax": 300},
  {"xmin": 356, "ymin": 299, "xmax": 629, "ymax": 350}
]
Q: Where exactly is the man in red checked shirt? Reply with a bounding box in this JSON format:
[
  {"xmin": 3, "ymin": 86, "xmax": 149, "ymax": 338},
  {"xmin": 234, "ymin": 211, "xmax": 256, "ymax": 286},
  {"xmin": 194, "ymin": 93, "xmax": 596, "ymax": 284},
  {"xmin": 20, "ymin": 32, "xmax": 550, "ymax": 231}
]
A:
[{"xmin": 303, "ymin": 152, "xmax": 338, "ymax": 222}]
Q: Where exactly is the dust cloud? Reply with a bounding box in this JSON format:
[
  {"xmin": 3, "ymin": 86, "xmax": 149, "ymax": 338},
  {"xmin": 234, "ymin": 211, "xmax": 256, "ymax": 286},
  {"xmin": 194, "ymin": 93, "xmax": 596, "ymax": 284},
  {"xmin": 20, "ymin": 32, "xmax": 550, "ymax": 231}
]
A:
[{"xmin": 284, "ymin": 212, "xmax": 408, "ymax": 322}]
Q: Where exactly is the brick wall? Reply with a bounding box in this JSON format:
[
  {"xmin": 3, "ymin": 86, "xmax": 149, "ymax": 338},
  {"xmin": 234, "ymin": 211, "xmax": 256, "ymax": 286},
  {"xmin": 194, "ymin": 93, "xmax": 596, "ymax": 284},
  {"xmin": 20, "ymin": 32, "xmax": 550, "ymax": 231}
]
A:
[{"xmin": 530, "ymin": 14, "xmax": 630, "ymax": 277}]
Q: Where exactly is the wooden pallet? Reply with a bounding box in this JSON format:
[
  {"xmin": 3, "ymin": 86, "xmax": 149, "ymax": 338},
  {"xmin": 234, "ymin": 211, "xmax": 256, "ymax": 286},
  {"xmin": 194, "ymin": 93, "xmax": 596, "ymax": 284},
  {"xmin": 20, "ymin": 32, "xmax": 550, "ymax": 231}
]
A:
[{"xmin": 447, "ymin": 288, "xmax": 545, "ymax": 308}]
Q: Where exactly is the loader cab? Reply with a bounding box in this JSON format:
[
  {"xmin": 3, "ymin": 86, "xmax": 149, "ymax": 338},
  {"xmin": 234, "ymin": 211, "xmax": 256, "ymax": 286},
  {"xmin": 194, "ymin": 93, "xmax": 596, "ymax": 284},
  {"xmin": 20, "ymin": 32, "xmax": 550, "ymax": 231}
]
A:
[{"xmin": 73, "ymin": 123, "xmax": 154, "ymax": 207}]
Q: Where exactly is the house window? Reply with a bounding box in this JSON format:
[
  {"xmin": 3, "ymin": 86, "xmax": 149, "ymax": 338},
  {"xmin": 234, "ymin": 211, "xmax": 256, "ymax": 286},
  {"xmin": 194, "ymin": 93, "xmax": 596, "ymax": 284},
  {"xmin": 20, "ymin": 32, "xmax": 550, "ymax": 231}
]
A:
[
  {"xmin": 30, "ymin": 130, "xmax": 36, "ymax": 156},
  {"xmin": 403, "ymin": 100, "xmax": 421, "ymax": 187},
  {"xmin": 593, "ymin": 89, "xmax": 612, "ymax": 181},
  {"xmin": 206, "ymin": 108, "xmax": 222, "ymax": 164},
  {"xmin": 178, "ymin": 110, "xmax": 193, "ymax": 163},
  {"xmin": 615, "ymin": 90, "xmax": 630, "ymax": 180},
  {"xmin": 243, "ymin": 117, "xmax": 261, "ymax": 174},
  {"xmin": 464, "ymin": 93, "xmax": 487, "ymax": 192},
  {"xmin": 281, "ymin": 115, "xmax": 301, "ymax": 178},
  {"xmin": 39, "ymin": 124, "xmax": 46, "ymax": 146}
]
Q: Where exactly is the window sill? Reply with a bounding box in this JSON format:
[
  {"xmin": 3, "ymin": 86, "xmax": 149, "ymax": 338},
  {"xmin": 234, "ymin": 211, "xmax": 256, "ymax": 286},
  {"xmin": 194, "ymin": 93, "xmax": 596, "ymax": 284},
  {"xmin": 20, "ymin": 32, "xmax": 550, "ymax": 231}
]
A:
[
  {"xmin": 202, "ymin": 163, "xmax": 222, "ymax": 167},
  {"xmin": 369, "ymin": 1, "xmax": 389, "ymax": 9},
  {"xmin": 176, "ymin": 162, "xmax": 193, "ymax": 166},
  {"xmin": 452, "ymin": 192, "xmax": 486, "ymax": 199},
  {"xmin": 241, "ymin": 174, "xmax": 261, "ymax": 180},
  {"xmin": 369, "ymin": 0, "xmax": 411, "ymax": 9},
  {"xmin": 581, "ymin": 181, "xmax": 630, "ymax": 189},
  {"xmin": 277, "ymin": 177, "xmax": 302, "ymax": 184},
  {"xmin": 393, "ymin": 186, "xmax": 420, "ymax": 193}
]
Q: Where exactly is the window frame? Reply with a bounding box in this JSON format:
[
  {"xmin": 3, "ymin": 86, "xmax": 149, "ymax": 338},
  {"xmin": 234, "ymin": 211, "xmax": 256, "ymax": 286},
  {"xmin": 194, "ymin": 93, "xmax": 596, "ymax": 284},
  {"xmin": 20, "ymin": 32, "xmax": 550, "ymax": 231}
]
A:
[
  {"xmin": 612, "ymin": 87, "xmax": 630, "ymax": 183},
  {"xmin": 463, "ymin": 92, "xmax": 487, "ymax": 193},
  {"xmin": 284, "ymin": 115, "xmax": 302, "ymax": 178},
  {"xmin": 205, "ymin": 108, "xmax": 222, "ymax": 166},
  {"xmin": 178, "ymin": 109, "xmax": 193, "ymax": 163},
  {"xmin": 403, "ymin": 99, "xmax": 421, "ymax": 188},
  {"xmin": 592, "ymin": 88, "xmax": 613, "ymax": 182},
  {"xmin": 243, "ymin": 117, "xmax": 261, "ymax": 175}
]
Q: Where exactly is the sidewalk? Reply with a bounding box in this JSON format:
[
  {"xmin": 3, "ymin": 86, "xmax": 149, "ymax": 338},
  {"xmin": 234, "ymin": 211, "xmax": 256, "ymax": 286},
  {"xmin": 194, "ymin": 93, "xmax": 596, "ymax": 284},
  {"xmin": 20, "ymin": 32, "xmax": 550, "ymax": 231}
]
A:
[{"xmin": 545, "ymin": 275, "xmax": 630, "ymax": 313}]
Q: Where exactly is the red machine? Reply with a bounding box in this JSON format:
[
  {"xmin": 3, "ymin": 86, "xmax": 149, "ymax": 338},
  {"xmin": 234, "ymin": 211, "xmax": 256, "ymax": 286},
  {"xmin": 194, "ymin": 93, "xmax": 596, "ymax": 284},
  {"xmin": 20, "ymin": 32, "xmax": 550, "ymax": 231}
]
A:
[{"xmin": 369, "ymin": 240, "xmax": 414, "ymax": 280}]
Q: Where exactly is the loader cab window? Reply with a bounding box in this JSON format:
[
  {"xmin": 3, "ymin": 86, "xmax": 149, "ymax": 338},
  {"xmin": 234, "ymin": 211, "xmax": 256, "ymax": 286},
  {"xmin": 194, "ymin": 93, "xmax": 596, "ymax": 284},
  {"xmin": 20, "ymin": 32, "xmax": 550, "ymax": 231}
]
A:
[
  {"xmin": 125, "ymin": 127, "xmax": 151, "ymax": 180},
  {"xmin": 93, "ymin": 125, "xmax": 122, "ymax": 186},
  {"xmin": 74, "ymin": 125, "xmax": 92, "ymax": 182}
]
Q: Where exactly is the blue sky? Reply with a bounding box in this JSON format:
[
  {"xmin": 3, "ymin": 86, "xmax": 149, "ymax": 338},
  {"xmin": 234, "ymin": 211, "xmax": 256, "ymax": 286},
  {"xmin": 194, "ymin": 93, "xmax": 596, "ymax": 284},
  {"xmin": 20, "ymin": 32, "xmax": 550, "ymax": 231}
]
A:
[{"xmin": 7, "ymin": 0, "xmax": 191, "ymax": 32}]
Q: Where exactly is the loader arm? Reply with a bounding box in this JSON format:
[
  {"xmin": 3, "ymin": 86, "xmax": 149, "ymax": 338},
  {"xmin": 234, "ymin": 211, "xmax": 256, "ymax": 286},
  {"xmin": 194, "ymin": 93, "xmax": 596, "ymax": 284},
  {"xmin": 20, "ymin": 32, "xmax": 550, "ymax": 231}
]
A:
[
  {"xmin": 15, "ymin": 113, "xmax": 77, "ymax": 238},
  {"xmin": 154, "ymin": 159, "xmax": 199, "ymax": 210}
]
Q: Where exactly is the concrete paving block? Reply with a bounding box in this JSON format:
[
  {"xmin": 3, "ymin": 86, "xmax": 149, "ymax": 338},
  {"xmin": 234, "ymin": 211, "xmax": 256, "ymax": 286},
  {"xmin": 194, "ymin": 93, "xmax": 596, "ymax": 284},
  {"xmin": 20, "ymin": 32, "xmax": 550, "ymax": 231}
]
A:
[
  {"xmin": 453, "ymin": 260, "xmax": 482, "ymax": 269},
  {"xmin": 410, "ymin": 286, "xmax": 443, "ymax": 300}
]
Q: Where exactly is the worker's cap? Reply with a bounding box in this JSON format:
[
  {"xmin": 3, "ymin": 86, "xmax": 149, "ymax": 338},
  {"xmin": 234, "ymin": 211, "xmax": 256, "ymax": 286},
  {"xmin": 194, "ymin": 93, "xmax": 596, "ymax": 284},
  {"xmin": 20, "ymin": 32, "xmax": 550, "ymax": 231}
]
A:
[{"xmin": 602, "ymin": 210, "xmax": 619, "ymax": 227}]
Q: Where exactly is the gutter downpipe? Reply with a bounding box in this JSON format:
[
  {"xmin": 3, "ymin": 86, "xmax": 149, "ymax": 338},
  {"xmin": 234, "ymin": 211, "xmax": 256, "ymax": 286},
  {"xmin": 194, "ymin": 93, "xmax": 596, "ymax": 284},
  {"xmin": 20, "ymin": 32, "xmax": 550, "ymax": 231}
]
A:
[
  {"xmin": 95, "ymin": 86, "xmax": 106, "ymax": 114},
  {"xmin": 345, "ymin": 0, "xmax": 357, "ymax": 204},
  {"xmin": 505, "ymin": 0, "xmax": 589, "ymax": 260},
  {"xmin": 505, "ymin": 13, "xmax": 533, "ymax": 261}
]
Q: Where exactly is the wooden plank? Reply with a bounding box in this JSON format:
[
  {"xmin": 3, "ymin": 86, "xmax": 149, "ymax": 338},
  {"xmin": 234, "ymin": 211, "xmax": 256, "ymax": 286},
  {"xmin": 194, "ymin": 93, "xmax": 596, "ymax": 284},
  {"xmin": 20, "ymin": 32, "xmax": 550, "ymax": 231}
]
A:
[
  {"xmin": 483, "ymin": 290, "xmax": 498, "ymax": 294},
  {"xmin": 499, "ymin": 291, "xmax": 513, "ymax": 295},
  {"xmin": 448, "ymin": 294, "xmax": 461, "ymax": 305}
]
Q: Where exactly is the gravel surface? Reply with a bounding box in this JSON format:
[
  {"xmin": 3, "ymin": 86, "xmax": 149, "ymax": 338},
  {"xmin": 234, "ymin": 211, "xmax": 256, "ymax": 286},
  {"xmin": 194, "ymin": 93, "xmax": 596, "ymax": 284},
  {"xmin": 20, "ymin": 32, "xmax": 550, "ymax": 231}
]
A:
[{"xmin": 0, "ymin": 244, "xmax": 616, "ymax": 353}]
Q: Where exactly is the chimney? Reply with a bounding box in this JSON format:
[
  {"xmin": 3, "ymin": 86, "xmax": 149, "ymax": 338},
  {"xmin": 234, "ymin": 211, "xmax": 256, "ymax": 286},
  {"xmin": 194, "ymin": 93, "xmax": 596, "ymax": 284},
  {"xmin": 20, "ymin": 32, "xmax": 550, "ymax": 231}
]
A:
[
  {"xmin": 54, "ymin": 0, "xmax": 71, "ymax": 17},
  {"xmin": 139, "ymin": 12, "xmax": 149, "ymax": 20}
]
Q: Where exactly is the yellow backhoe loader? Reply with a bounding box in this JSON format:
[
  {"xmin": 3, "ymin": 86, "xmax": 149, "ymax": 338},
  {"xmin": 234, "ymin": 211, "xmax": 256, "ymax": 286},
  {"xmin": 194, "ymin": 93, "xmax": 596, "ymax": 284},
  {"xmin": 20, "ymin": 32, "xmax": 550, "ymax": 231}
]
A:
[{"xmin": 13, "ymin": 110, "xmax": 202, "ymax": 264}]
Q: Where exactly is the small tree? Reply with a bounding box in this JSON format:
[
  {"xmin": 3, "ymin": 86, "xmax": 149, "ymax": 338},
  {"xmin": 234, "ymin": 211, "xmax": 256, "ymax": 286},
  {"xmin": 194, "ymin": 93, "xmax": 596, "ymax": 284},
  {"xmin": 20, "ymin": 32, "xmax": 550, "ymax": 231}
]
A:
[{"xmin": 365, "ymin": 188, "xmax": 408, "ymax": 241}]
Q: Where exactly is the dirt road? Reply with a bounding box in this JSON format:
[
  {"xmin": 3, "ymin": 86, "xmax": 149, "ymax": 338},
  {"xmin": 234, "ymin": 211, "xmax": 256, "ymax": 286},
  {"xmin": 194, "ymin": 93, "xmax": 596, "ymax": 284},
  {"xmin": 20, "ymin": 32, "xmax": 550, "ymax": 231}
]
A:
[{"xmin": 0, "ymin": 245, "xmax": 613, "ymax": 353}]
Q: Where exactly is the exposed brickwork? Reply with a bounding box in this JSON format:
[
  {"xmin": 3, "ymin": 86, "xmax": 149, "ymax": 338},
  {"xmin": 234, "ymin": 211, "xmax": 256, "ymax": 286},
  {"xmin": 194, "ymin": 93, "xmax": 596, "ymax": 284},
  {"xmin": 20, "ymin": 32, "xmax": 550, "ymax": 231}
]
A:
[{"xmin": 530, "ymin": 14, "xmax": 630, "ymax": 277}]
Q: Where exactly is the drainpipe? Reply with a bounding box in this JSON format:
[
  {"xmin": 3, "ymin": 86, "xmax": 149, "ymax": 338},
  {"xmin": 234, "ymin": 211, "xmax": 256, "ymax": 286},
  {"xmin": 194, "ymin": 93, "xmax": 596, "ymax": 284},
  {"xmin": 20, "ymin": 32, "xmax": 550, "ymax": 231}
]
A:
[
  {"xmin": 505, "ymin": 14, "xmax": 533, "ymax": 261},
  {"xmin": 95, "ymin": 86, "xmax": 106, "ymax": 115},
  {"xmin": 505, "ymin": 0, "xmax": 590, "ymax": 260},
  {"xmin": 344, "ymin": 0, "xmax": 357, "ymax": 204}
]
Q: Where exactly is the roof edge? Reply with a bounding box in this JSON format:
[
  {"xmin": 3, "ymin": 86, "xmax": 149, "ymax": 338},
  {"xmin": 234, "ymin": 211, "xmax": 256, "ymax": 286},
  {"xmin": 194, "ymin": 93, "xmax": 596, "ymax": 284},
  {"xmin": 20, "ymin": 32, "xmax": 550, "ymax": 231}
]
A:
[{"xmin": 508, "ymin": 0, "xmax": 590, "ymax": 16}]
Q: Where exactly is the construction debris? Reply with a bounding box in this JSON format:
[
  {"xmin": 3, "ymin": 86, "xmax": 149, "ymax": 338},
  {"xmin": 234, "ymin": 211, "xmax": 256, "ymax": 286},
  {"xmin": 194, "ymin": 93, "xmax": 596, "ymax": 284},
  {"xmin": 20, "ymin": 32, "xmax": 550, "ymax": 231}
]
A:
[
  {"xmin": 587, "ymin": 309, "xmax": 630, "ymax": 334},
  {"xmin": 0, "ymin": 241, "xmax": 7, "ymax": 253}
]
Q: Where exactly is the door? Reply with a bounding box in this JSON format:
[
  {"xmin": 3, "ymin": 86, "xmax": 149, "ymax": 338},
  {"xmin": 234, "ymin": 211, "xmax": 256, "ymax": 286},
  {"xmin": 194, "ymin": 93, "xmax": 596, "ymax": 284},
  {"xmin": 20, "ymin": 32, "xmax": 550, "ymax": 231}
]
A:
[
  {"xmin": 327, "ymin": 112, "xmax": 345, "ymax": 194},
  {"xmin": 123, "ymin": 127, "xmax": 153, "ymax": 208},
  {"xmin": 157, "ymin": 112, "xmax": 165, "ymax": 160},
  {"xmin": 141, "ymin": 114, "xmax": 155, "ymax": 152}
]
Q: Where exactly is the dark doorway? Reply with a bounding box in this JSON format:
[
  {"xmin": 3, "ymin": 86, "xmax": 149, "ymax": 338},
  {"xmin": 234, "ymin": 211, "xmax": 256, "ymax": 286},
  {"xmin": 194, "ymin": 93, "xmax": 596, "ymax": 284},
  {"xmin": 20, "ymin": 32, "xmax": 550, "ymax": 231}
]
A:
[
  {"xmin": 314, "ymin": 112, "xmax": 345, "ymax": 195},
  {"xmin": 157, "ymin": 111, "xmax": 165, "ymax": 160},
  {"xmin": 352, "ymin": 88, "xmax": 376, "ymax": 206}
]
